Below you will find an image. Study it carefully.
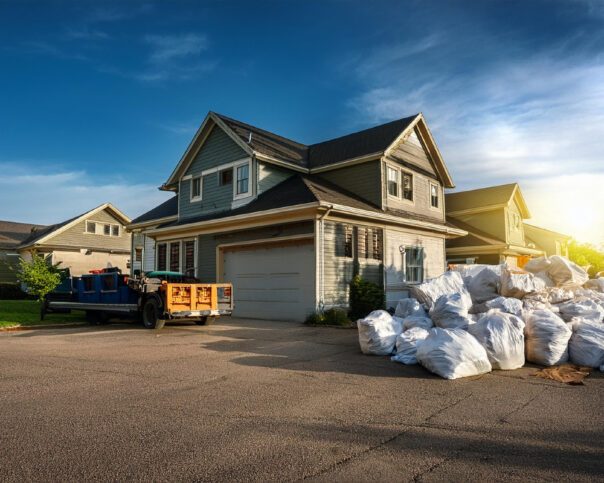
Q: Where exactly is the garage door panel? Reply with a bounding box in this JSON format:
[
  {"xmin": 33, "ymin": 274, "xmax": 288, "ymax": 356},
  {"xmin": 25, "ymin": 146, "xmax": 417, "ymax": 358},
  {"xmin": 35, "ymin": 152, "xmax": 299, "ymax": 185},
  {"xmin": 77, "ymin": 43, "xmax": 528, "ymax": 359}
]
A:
[{"xmin": 222, "ymin": 241, "xmax": 315, "ymax": 321}]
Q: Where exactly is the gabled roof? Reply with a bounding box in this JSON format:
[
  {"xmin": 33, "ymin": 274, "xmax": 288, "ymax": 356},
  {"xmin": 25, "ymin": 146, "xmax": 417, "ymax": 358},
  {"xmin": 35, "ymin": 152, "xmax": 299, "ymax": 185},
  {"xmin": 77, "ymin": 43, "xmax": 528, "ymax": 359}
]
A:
[
  {"xmin": 445, "ymin": 183, "xmax": 531, "ymax": 218},
  {"xmin": 19, "ymin": 203, "xmax": 131, "ymax": 249},
  {"xmin": 0, "ymin": 220, "xmax": 47, "ymax": 250},
  {"xmin": 163, "ymin": 111, "xmax": 455, "ymax": 188},
  {"xmin": 130, "ymin": 196, "xmax": 178, "ymax": 226},
  {"xmin": 523, "ymin": 223, "xmax": 571, "ymax": 240},
  {"xmin": 445, "ymin": 217, "xmax": 505, "ymax": 248}
]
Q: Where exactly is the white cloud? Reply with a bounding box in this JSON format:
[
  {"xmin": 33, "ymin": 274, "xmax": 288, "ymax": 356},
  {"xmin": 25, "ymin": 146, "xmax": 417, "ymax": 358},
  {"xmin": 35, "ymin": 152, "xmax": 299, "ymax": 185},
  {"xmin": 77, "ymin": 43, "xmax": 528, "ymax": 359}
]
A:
[
  {"xmin": 0, "ymin": 163, "xmax": 172, "ymax": 225},
  {"xmin": 145, "ymin": 33, "xmax": 208, "ymax": 63}
]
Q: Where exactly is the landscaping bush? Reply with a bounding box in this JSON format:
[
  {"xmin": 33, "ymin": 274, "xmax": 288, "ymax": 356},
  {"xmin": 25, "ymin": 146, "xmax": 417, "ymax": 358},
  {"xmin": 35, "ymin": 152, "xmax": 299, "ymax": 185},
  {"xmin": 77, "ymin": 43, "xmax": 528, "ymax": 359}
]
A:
[
  {"xmin": 349, "ymin": 275, "xmax": 385, "ymax": 321},
  {"xmin": 0, "ymin": 283, "xmax": 31, "ymax": 300},
  {"xmin": 305, "ymin": 308, "xmax": 351, "ymax": 326}
]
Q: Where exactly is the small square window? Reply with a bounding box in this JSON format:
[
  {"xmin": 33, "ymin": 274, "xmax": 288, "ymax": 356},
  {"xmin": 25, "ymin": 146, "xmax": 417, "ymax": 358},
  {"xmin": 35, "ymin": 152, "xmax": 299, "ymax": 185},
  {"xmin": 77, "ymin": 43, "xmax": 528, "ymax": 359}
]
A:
[
  {"xmin": 86, "ymin": 222, "xmax": 96, "ymax": 234},
  {"xmin": 104, "ymin": 224, "xmax": 111, "ymax": 236},
  {"xmin": 219, "ymin": 169, "xmax": 233, "ymax": 186},
  {"xmin": 111, "ymin": 225, "xmax": 120, "ymax": 237}
]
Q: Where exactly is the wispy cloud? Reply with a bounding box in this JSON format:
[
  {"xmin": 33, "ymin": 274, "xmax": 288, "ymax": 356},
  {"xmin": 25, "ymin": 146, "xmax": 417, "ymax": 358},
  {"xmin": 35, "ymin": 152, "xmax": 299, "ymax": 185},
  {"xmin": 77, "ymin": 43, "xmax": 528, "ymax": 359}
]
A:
[
  {"xmin": 0, "ymin": 163, "xmax": 171, "ymax": 224},
  {"xmin": 64, "ymin": 27, "xmax": 110, "ymax": 41},
  {"xmin": 145, "ymin": 33, "xmax": 208, "ymax": 63},
  {"xmin": 22, "ymin": 40, "xmax": 89, "ymax": 61},
  {"xmin": 155, "ymin": 120, "xmax": 199, "ymax": 135}
]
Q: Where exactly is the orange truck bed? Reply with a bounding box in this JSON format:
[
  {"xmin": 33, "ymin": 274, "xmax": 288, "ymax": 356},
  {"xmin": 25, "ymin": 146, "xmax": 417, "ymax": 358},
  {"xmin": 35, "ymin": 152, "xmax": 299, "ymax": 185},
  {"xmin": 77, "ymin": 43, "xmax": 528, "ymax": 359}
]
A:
[{"xmin": 162, "ymin": 283, "xmax": 233, "ymax": 318}]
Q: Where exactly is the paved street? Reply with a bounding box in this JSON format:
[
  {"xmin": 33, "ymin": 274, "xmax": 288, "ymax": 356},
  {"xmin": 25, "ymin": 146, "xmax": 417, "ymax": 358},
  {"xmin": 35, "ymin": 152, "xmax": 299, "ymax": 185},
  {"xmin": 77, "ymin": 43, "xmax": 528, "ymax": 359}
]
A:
[{"xmin": 1, "ymin": 319, "xmax": 603, "ymax": 482}]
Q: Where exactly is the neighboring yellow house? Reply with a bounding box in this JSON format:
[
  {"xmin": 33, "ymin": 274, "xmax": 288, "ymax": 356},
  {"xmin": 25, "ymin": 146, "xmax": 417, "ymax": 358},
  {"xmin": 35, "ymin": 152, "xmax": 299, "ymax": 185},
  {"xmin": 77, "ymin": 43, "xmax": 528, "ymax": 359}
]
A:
[
  {"xmin": 523, "ymin": 223, "xmax": 571, "ymax": 257},
  {"xmin": 445, "ymin": 183, "xmax": 544, "ymax": 267}
]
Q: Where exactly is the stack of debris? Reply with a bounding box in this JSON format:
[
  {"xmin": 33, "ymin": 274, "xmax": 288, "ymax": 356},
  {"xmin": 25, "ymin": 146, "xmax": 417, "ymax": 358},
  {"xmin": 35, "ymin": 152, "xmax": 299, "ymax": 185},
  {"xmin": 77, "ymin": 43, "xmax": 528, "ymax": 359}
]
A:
[{"xmin": 357, "ymin": 256, "xmax": 604, "ymax": 379}]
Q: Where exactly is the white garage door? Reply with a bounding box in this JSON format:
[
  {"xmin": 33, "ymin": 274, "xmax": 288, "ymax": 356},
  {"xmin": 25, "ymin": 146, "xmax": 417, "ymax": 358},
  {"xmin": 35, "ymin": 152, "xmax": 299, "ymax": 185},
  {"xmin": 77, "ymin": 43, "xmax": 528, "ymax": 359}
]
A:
[{"xmin": 222, "ymin": 240, "xmax": 316, "ymax": 321}]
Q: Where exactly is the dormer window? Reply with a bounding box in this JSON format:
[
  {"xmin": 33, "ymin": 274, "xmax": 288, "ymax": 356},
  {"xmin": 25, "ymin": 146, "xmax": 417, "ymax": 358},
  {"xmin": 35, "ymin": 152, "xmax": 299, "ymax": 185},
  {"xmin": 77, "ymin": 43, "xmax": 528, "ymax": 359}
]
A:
[
  {"xmin": 219, "ymin": 168, "xmax": 233, "ymax": 186},
  {"xmin": 191, "ymin": 176, "xmax": 202, "ymax": 201},
  {"xmin": 235, "ymin": 163, "xmax": 249, "ymax": 197}
]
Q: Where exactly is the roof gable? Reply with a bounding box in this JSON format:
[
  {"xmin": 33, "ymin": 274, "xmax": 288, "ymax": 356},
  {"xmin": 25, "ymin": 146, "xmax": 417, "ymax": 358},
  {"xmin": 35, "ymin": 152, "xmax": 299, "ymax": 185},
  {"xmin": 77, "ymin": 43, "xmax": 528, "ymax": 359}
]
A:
[{"xmin": 446, "ymin": 183, "xmax": 530, "ymax": 217}]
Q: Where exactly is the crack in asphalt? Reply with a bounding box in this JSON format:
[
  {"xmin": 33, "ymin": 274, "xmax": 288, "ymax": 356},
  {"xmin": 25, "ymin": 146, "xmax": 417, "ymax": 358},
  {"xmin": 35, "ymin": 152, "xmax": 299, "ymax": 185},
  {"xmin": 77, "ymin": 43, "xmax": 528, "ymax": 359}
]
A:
[{"xmin": 499, "ymin": 386, "xmax": 549, "ymax": 424}]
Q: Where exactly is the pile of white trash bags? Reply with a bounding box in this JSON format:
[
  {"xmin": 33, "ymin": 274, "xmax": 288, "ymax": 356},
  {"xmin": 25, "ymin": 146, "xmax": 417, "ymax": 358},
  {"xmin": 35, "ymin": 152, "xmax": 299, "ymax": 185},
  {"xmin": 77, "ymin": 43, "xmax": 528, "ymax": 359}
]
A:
[{"xmin": 357, "ymin": 255, "xmax": 604, "ymax": 379}]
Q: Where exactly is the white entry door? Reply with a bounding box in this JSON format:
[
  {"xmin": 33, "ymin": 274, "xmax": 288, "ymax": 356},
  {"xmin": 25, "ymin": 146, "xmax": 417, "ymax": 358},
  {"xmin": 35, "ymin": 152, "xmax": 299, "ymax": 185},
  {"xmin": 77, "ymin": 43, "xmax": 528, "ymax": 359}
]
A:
[{"xmin": 222, "ymin": 240, "xmax": 315, "ymax": 321}]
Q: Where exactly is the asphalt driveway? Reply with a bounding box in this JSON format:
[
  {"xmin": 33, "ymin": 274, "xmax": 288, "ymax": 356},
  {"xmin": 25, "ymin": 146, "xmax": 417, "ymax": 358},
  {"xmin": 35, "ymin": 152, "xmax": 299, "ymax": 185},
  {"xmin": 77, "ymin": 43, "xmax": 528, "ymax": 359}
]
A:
[{"xmin": 1, "ymin": 318, "xmax": 603, "ymax": 482}]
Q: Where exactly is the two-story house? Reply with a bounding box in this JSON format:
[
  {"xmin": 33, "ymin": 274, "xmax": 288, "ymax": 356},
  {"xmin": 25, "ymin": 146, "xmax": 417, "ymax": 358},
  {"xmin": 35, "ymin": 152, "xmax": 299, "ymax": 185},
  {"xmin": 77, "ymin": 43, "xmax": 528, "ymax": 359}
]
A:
[
  {"xmin": 445, "ymin": 183, "xmax": 545, "ymax": 267},
  {"xmin": 129, "ymin": 111, "xmax": 466, "ymax": 321}
]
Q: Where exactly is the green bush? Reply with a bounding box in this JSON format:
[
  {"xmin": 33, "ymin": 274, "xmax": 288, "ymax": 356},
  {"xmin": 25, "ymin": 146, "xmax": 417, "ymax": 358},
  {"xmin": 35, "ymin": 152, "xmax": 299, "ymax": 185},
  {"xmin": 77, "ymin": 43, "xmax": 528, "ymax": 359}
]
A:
[
  {"xmin": 0, "ymin": 283, "xmax": 32, "ymax": 300},
  {"xmin": 348, "ymin": 275, "xmax": 385, "ymax": 321},
  {"xmin": 305, "ymin": 308, "xmax": 351, "ymax": 326},
  {"xmin": 16, "ymin": 254, "xmax": 62, "ymax": 302}
]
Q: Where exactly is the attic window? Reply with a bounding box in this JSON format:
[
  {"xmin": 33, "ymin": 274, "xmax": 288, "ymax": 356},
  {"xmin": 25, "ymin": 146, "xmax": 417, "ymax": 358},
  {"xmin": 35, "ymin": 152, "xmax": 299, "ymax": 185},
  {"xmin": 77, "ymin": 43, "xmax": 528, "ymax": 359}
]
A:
[
  {"xmin": 112, "ymin": 225, "xmax": 120, "ymax": 237},
  {"xmin": 402, "ymin": 172, "xmax": 413, "ymax": 201},
  {"xmin": 430, "ymin": 183, "xmax": 439, "ymax": 208},
  {"xmin": 387, "ymin": 167, "xmax": 398, "ymax": 197},
  {"xmin": 104, "ymin": 224, "xmax": 111, "ymax": 236},
  {"xmin": 236, "ymin": 163, "xmax": 249, "ymax": 196},
  {"xmin": 191, "ymin": 176, "xmax": 202, "ymax": 200},
  {"xmin": 86, "ymin": 221, "xmax": 96, "ymax": 234},
  {"xmin": 219, "ymin": 168, "xmax": 233, "ymax": 186}
]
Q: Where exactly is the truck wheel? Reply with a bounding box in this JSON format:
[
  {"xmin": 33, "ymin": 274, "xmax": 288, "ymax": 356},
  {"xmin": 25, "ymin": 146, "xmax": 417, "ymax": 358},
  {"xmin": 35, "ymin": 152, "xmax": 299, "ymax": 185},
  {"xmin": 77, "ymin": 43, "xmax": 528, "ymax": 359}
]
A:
[
  {"xmin": 142, "ymin": 298, "xmax": 162, "ymax": 329},
  {"xmin": 195, "ymin": 316, "xmax": 217, "ymax": 326}
]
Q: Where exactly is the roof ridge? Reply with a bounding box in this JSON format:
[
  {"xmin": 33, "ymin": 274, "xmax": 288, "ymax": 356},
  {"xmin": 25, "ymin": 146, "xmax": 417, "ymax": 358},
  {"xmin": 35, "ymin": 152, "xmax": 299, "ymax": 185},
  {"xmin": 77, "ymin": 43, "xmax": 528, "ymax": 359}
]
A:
[{"xmin": 446, "ymin": 182, "xmax": 518, "ymax": 197}]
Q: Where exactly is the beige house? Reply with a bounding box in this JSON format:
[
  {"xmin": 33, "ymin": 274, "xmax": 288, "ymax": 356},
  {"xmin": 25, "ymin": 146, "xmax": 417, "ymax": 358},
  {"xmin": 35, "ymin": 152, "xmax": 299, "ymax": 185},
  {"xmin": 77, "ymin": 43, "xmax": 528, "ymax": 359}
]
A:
[
  {"xmin": 17, "ymin": 203, "xmax": 132, "ymax": 276},
  {"xmin": 523, "ymin": 223, "xmax": 571, "ymax": 257},
  {"xmin": 445, "ymin": 183, "xmax": 544, "ymax": 267}
]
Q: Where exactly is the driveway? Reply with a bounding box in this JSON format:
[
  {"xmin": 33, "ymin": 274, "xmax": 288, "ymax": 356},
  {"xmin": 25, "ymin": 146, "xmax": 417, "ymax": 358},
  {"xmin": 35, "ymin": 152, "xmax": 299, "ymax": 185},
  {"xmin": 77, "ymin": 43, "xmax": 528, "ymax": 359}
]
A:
[{"xmin": 1, "ymin": 318, "xmax": 603, "ymax": 482}]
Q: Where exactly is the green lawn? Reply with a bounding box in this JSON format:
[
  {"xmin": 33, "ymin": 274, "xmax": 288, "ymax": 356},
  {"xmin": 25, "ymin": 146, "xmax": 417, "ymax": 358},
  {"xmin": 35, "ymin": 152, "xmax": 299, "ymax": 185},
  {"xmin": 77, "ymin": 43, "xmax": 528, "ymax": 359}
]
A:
[{"xmin": 0, "ymin": 300, "xmax": 87, "ymax": 328}]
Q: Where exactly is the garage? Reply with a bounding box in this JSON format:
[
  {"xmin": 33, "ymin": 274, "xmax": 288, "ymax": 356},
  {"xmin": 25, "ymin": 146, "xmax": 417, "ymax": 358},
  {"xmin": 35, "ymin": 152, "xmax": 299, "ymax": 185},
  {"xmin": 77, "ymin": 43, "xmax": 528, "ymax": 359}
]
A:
[{"xmin": 221, "ymin": 239, "xmax": 316, "ymax": 321}]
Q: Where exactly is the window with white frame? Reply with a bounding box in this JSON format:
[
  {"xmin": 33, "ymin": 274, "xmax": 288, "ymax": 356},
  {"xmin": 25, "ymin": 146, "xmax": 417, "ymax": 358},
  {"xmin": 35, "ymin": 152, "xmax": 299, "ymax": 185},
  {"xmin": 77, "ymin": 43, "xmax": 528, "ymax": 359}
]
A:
[
  {"xmin": 430, "ymin": 183, "xmax": 439, "ymax": 208},
  {"xmin": 86, "ymin": 221, "xmax": 96, "ymax": 234},
  {"xmin": 387, "ymin": 167, "xmax": 399, "ymax": 197},
  {"xmin": 236, "ymin": 163, "xmax": 249, "ymax": 196},
  {"xmin": 86, "ymin": 221, "xmax": 120, "ymax": 236},
  {"xmin": 402, "ymin": 172, "xmax": 413, "ymax": 201},
  {"xmin": 111, "ymin": 225, "xmax": 120, "ymax": 237},
  {"xmin": 404, "ymin": 246, "xmax": 424, "ymax": 283},
  {"xmin": 219, "ymin": 168, "xmax": 233, "ymax": 186},
  {"xmin": 191, "ymin": 176, "xmax": 202, "ymax": 200},
  {"xmin": 157, "ymin": 243, "xmax": 167, "ymax": 271}
]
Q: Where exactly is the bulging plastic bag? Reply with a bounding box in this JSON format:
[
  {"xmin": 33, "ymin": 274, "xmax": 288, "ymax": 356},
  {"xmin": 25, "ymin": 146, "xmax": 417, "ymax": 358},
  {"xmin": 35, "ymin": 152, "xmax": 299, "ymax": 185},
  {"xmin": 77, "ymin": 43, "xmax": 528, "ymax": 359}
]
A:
[
  {"xmin": 409, "ymin": 271, "xmax": 472, "ymax": 310},
  {"xmin": 557, "ymin": 298, "xmax": 604, "ymax": 323},
  {"xmin": 484, "ymin": 296, "xmax": 523, "ymax": 317},
  {"xmin": 467, "ymin": 310, "xmax": 525, "ymax": 370},
  {"xmin": 429, "ymin": 293, "xmax": 472, "ymax": 330},
  {"xmin": 452, "ymin": 264, "xmax": 502, "ymax": 304},
  {"xmin": 416, "ymin": 328, "xmax": 492, "ymax": 379},
  {"xmin": 584, "ymin": 278, "xmax": 604, "ymax": 293},
  {"xmin": 358, "ymin": 310, "xmax": 403, "ymax": 355},
  {"xmin": 391, "ymin": 327, "xmax": 430, "ymax": 365},
  {"xmin": 500, "ymin": 267, "xmax": 546, "ymax": 299},
  {"xmin": 394, "ymin": 298, "xmax": 427, "ymax": 319},
  {"xmin": 524, "ymin": 309, "xmax": 572, "ymax": 366},
  {"xmin": 402, "ymin": 315, "xmax": 434, "ymax": 331},
  {"xmin": 568, "ymin": 319, "xmax": 604, "ymax": 368},
  {"xmin": 523, "ymin": 257, "xmax": 552, "ymax": 274},
  {"xmin": 525, "ymin": 256, "xmax": 588, "ymax": 287}
]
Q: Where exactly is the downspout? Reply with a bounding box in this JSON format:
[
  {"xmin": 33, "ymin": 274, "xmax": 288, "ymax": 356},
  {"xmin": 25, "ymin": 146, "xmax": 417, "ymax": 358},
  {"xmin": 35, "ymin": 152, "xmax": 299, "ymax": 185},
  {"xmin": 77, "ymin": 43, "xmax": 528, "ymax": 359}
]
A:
[{"xmin": 318, "ymin": 205, "xmax": 333, "ymax": 310}]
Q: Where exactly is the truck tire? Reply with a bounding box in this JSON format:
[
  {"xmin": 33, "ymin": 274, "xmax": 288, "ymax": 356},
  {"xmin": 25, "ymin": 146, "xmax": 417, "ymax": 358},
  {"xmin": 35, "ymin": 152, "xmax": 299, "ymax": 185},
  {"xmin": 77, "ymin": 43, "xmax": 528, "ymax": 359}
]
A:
[
  {"xmin": 195, "ymin": 316, "xmax": 217, "ymax": 326},
  {"xmin": 142, "ymin": 298, "xmax": 162, "ymax": 329}
]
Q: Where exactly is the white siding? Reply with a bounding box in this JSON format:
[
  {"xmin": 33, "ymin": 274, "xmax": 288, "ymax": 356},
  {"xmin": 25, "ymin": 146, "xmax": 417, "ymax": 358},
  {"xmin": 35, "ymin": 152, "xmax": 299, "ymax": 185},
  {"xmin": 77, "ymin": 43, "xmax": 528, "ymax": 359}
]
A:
[{"xmin": 143, "ymin": 234, "xmax": 156, "ymax": 273}]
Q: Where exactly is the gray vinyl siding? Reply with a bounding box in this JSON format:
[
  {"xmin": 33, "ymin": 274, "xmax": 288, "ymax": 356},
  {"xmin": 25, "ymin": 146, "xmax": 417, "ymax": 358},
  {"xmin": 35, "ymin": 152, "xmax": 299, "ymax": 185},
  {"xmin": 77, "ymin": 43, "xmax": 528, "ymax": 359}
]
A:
[
  {"xmin": 389, "ymin": 129, "xmax": 437, "ymax": 176},
  {"xmin": 180, "ymin": 126, "xmax": 248, "ymax": 220},
  {"xmin": 323, "ymin": 221, "xmax": 382, "ymax": 307},
  {"xmin": 317, "ymin": 160, "xmax": 382, "ymax": 207},
  {"xmin": 197, "ymin": 221, "xmax": 315, "ymax": 282},
  {"xmin": 48, "ymin": 209, "xmax": 130, "ymax": 252},
  {"xmin": 258, "ymin": 162, "xmax": 293, "ymax": 194}
]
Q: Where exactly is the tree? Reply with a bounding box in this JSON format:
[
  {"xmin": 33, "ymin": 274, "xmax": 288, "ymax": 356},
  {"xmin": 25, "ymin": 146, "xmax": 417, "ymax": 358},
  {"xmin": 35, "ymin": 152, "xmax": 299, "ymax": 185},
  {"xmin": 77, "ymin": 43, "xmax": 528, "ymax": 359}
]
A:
[
  {"xmin": 16, "ymin": 253, "xmax": 62, "ymax": 302},
  {"xmin": 568, "ymin": 240, "xmax": 604, "ymax": 278}
]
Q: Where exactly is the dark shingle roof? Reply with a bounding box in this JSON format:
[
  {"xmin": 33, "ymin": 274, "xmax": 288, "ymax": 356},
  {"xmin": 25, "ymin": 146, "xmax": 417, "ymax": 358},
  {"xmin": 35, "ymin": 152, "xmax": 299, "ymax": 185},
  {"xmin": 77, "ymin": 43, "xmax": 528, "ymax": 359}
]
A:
[
  {"xmin": 0, "ymin": 220, "xmax": 47, "ymax": 249},
  {"xmin": 130, "ymin": 196, "xmax": 178, "ymax": 225},
  {"xmin": 18, "ymin": 216, "xmax": 79, "ymax": 247},
  {"xmin": 215, "ymin": 112, "xmax": 418, "ymax": 169},
  {"xmin": 445, "ymin": 183, "xmax": 518, "ymax": 213},
  {"xmin": 445, "ymin": 217, "xmax": 505, "ymax": 249}
]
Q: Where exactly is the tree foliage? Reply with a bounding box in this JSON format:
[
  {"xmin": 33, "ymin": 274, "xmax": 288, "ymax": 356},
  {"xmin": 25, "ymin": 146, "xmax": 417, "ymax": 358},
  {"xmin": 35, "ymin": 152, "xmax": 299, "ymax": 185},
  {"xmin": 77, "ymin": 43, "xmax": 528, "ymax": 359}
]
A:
[
  {"xmin": 568, "ymin": 240, "xmax": 604, "ymax": 278},
  {"xmin": 349, "ymin": 275, "xmax": 385, "ymax": 320},
  {"xmin": 16, "ymin": 254, "xmax": 62, "ymax": 302}
]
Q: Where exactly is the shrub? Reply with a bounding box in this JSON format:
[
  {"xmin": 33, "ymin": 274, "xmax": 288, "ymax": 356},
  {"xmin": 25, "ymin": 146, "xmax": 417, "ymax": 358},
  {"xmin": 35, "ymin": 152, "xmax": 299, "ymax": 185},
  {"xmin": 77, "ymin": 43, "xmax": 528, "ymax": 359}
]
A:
[
  {"xmin": 16, "ymin": 254, "xmax": 62, "ymax": 302},
  {"xmin": 349, "ymin": 275, "xmax": 385, "ymax": 321},
  {"xmin": 305, "ymin": 308, "xmax": 351, "ymax": 327},
  {"xmin": 0, "ymin": 283, "xmax": 31, "ymax": 300}
]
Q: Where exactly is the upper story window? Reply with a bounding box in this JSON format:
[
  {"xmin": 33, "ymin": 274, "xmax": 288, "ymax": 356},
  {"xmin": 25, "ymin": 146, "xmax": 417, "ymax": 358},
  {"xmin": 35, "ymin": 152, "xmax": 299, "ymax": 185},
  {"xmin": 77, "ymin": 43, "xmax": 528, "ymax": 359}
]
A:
[
  {"xmin": 236, "ymin": 163, "xmax": 249, "ymax": 197},
  {"xmin": 404, "ymin": 246, "xmax": 424, "ymax": 283},
  {"xmin": 219, "ymin": 168, "xmax": 233, "ymax": 186},
  {"xmin": 191, "ymin": 176, "xmax": 202, "ymax": 201},
  {"xmin": 430, "ymin": 183, "xmax": 439, "ymax": 208},
  {"xmin": 86, "ymin": 221, "xmax": 96, "ymax": 234},
  {"xmin": 387, "ymin": 167, "xmax": 399, "ymax": 197},
  {"xmin": 402, "ymin": 172, "xmax": 413, "ymax": 201},
  {"xmin": 85, "ymin": 220, "xmax": 120, "ymax": 236}
]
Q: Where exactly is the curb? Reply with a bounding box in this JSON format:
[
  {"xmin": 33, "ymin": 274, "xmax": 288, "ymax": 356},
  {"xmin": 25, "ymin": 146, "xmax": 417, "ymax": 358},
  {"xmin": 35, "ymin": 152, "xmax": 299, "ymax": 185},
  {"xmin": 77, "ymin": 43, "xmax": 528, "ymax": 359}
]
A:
[{"xmin": 0, "ymin": 322, "xmax": 89, "ymax": 332}]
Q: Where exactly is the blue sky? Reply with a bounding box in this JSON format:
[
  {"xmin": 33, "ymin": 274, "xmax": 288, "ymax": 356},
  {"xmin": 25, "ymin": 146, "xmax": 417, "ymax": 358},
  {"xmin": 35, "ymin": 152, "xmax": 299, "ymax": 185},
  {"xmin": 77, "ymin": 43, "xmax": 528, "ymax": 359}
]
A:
[{"xmin": 1, "ymin": 0, "xmax": 603, "ymax": 243}]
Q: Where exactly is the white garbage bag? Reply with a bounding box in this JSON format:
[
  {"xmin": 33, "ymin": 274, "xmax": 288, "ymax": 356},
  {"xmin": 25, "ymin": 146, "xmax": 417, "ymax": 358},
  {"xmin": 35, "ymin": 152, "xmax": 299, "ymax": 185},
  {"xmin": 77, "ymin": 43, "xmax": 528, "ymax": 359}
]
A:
[
  {"xmin": 584, "ymin": 278, "xmax": 604, "ymax": 293},
  {"xmin": 523, "ymin": 257, "xmax": 552, "ymax": 274},
  {"xmin": 409, "ymin": 271, "xmax": 472, "ymax": 310},
  {"xmin": 394, "ymin": 298, "xmax": 427, "ymax": 318},
  {"xmin": 391, "ymin": 327, "xmax": 430, "ymax": 365},
  {"xmin": 402, "ymin": 315, "xmax": 434, "ymax": 331},
  {"xmin": 546, "ymin": 287, "xmax": 575, "ymax": 304},
  {"xmin": 484, "ymin": 296, "xmax": 523, "ymax": 317},
  {"xmin": 467, "ymin": 310, "xmax": 525, "ymax": 370},
  {"xmin": 357, "ymin": 310, "xmax": 403, "ymax": 355},
  {"xmin": 524, "ymin": 309, "xmax": 572, "ymax": 366},
  {"xmin": 547, "ymin": 256, "xmax": 589, "ymax": 287},
  {"xmin": 557, "ymin": 298, "xmax": 604, "ymax": 323},
  {"xmin": 429, "ymin": 293, "xmax": 472, "ymax": 330},
  {"xmin": 416, "ymin": 328, "xmax": 492, "ymax": 379},
  {"xmin": 500, "ymin": 267, "xmax": 546, "ymax": 299},
  {"xmin": 568, "ymin": 319, "xmax": 604, "ymax": 368},
  {"xmin": 452, "ymin": 264, "xmax": 503, "ymax": 304},
  {"xmin": 533, "ymin": 271, "xmax": 555, "ymax": 288}
]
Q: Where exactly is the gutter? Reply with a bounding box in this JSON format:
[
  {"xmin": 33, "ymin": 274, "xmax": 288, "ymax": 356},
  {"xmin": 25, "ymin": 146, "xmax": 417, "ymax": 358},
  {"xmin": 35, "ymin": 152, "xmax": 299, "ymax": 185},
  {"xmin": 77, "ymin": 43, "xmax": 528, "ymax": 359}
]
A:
[{"xmin": 318, "ymin": 205, "xmax": 333, "ymax": 308}]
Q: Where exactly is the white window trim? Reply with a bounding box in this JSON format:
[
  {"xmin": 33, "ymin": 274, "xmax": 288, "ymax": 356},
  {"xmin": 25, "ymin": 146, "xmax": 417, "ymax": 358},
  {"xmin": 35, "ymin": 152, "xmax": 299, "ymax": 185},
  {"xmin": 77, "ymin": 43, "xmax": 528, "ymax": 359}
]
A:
[
  {"xmin": 234, "ymin": 159, "xmax": 252, "ymax": 200},
  {"xmin": 429, "ymin": 182, "xmax": 440, "ymax": 211},
  {"xmin": 401, "ymin": 170, "xmax": 414, "ymax": 203},
  {"xmin": 386, "ymin": 166, "xmax": 399, "ymax": 199},
  {"xmin": 386, "ymin": 164, "xmax": 414, "ymax": 205},
  {"xmin": 156, "ymin": 242, "xmax": 167, "ymax": 271},
  {"xmin": 84, "ymin": 220, "xmax": 121, "ymax": 236},
  {"xmin": 200, "ymin": 157, "xmax": 250, "ymax": 177},
  {"xmin": 190, "ymin": 176, "xmax": 202, "ymax": 202}
]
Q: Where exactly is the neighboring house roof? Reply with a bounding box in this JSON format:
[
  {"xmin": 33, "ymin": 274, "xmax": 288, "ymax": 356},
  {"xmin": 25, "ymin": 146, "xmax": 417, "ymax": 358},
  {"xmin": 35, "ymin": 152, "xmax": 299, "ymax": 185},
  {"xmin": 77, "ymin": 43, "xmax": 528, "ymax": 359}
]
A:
[
  {"xmin": 523, "ymin": 223, "xmax": 572, "ymax": 240},
  {"xmin": 445, "ymin": 217, "xmax": 505, "ymax": 249},
  {"xmin": 0, "ymin": 220, "xmax": 47, "ymax": 250},
  {"xmin": 130, "ymin": 196, "xmax": 178, "ymax": 226},
  {"xmin": 445, "ymin": 183, "xmax": 531, "ymax": 218},
  {"xmin": 19, "ymin": 203, "xmax": 131, "ymax": 250},
  {"xmin": 163, "ymin": 111, "xmax": 455, "ymax": 189}
]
